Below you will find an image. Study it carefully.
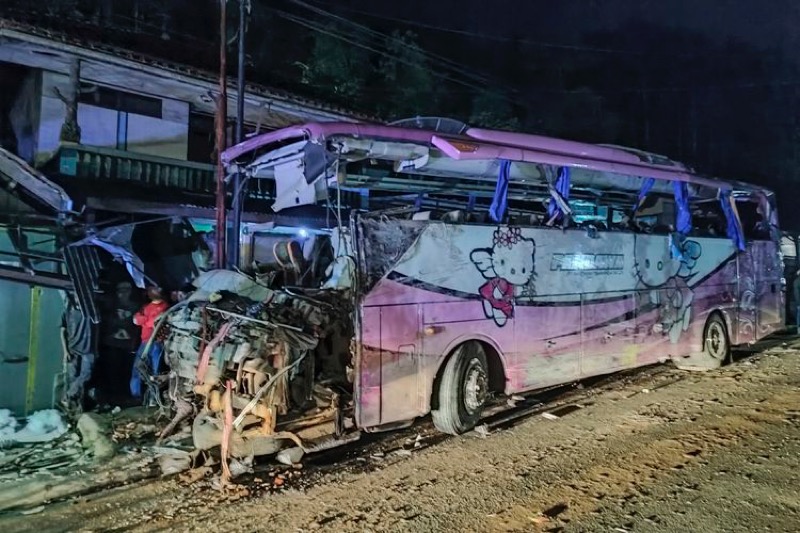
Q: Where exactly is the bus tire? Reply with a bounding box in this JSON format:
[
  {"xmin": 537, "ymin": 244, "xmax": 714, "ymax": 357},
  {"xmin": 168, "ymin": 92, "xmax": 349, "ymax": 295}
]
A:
[
  {"xmin": 432, "ymin": 341, "xmax": 489, "ymax": 435},
  {"xmin": 676, "ymin": 314, "xmax": 729, "ymax": 370}
]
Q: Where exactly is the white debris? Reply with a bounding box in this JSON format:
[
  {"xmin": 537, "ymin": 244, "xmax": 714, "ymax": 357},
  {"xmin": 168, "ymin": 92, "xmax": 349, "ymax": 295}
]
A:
[
  {"xmin": 0, "ymin": 410, "xmax": 18, "ymax": 438},
  {"xmin": 541, "ymin": 412, "xmax": 560, "ymax": 420},
  {"xmin": 8, "ymin": 410, "xmax": 68, "ymax": 444},
  {"xmin": 25, "ymin": 410, "xmax": 66, "ymax": 435}
]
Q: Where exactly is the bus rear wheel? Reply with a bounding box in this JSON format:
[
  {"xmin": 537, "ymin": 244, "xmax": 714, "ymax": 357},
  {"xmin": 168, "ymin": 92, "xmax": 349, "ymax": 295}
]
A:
[
  {"xmin": 676, "ymin": 314, "xmax": 729, "ymax": 370},
  {"xmin": 432, "ymin": 341, "xmax": 489, "ymax": 435}
]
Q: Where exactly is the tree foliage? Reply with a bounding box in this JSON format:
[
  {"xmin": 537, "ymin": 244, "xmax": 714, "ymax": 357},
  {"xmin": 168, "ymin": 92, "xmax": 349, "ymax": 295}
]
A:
[
  {"xmin": 468, "ymin": 90, "xmax": 520, "ymax": 131},
  {"xmin": 376, "ymin": 31, "xmax": 439, "ymax": 119},
  {"xmin": 296, "ymin": 24, "xmax": 370, "ymax": 101}
]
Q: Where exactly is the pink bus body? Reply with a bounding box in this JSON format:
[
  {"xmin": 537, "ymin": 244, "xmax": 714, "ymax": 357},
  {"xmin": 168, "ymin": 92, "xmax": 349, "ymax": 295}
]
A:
[{"xmin": 223, "ymin": 120, "xmax": 784, "ymax": 435}]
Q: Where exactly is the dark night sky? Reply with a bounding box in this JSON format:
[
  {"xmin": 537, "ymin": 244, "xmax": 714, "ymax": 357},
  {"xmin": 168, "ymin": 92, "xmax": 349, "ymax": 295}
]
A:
[
  {"xmin": 304, "ymin": 0, "xmax": 800, "ymax": 228},
  {"xmin": 3, "ymin": 0, "xmax": 799, "ymax": 226},
  {"xmin": 329, "ymin": 0, "xmax": 796, "ymax": 51}
]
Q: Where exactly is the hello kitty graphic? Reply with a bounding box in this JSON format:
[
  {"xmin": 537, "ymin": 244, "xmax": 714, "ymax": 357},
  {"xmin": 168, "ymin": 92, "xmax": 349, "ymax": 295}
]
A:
[
  {"xmin": 471, "ymin": 227, "xmax": 536, "ymax": 327},
  {"xmin": 634, "ymin": 235, "xmax": 701, "ymax": 344}
]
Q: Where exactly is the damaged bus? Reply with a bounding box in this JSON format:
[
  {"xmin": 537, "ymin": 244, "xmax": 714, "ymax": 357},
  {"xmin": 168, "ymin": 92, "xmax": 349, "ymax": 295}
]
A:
[{"xmin": 149, "ymin": 118, "xmax": 784, "ymax": 458}]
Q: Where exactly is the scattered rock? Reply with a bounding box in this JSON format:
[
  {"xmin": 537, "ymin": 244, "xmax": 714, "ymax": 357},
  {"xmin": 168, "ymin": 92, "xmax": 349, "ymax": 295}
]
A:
[
  {"xmin": 77, "ymin": 413, "xmax": 117, "ymax": 461},
  {"xmin": 157, "ymin": 449, "xmax": 193, "ymax": 477},
  {"xmin": 473, "ymin": 424, "xmax": 490, "ymax": 438},
  {"xmin": 542, "ymin": 502, "xmax": 569, "ymax": 518},
  {"xmin": 276, "ymin": 446, "xmax": 305, "ymax": 466}
]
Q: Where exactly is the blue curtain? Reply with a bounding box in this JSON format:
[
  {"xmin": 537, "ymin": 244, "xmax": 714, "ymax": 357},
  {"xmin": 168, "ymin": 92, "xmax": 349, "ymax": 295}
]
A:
[
  {"xmin": 547, "ymin": 166, "xmax": 571, "ymax": 221},
  {"xmin": 720, "ymin": 190, "xmax": 746, "ymax": 251},
  {"xmin": 489, "ymin": 159, "xmax": 511, "ymax": 222},
  {"xmin": 669, "ymin": 181, "xmax": 692, "ymax": 260},
  {"xmin": 673, "ymin": 181, "xmax": 692, "ymax": 235},
  {"xmin": 634, "ymin": 177, "xmax": 655, "ymax": 211}
]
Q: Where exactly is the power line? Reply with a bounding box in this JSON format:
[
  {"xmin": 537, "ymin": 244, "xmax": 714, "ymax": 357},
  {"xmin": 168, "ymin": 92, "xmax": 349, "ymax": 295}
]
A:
[
  {"xmin": 282, "ymin": 0, "xmax": 527, "ymax": 100},
  {"xmin": 301, "ymin": 0, "xmax": 644, "ymax": 56},
  {"xmin": 270, "ymin": 7, "xmax": 536, "ymax": 111},
  {"xmin": 272, "ymin": 10, "xmax": 480, "ymax": 91},
  {"xmin": 286, "ymin": 0, "xmax": 495, "ymax": 85}
]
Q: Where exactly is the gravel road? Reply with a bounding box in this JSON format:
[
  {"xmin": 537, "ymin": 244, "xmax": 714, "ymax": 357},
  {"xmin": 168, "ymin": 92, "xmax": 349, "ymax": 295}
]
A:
[{"xmin": 6, "ymin": 338, "xmax": 800, "ymax": 533}]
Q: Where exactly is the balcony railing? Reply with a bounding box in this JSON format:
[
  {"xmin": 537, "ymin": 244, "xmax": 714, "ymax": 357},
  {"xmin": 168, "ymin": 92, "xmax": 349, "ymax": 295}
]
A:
[{"xmin": 45, "ymin": 144, "xmax": 216, "ymax": 193}]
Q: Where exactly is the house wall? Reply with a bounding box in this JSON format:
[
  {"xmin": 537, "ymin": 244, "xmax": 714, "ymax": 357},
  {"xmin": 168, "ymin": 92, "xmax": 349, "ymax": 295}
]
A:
[
  {"xmin": 0, "ymin": 228, "xmax": 66, "ymax": 415},
  {"xmin": 36, "ymin": 71, "xmax": 190, "ymax": 164}
]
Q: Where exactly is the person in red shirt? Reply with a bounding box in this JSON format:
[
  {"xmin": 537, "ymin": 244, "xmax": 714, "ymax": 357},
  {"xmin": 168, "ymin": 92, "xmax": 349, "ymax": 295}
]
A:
[{"xmin": 129, "ymin": 286, "xmax": 169, "ymax": 399}]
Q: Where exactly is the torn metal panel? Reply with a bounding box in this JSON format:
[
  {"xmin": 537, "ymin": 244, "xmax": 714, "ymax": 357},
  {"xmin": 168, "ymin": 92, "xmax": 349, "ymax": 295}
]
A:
[
  {"xmin": 63, "ymin": 245, "xmax": 101, "ymax": 324},
  {"xmin": 71, "ymin": 225, "xmax": 147, "ymax": 289},
  {"xmin": 0, "ymin": 147, "xmax": 72, "ymax": 215},
  {"xmin": 357, "ymin": 218, "xmax": 427, "ymax": 291}
]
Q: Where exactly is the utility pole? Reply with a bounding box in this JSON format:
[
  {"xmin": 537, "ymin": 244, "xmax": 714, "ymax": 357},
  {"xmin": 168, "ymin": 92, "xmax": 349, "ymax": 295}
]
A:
[
  {"xmin": 230, "ymin": 0, "xmax": 248, "ymax": 269},
  {"xmin": 214, "ymin": 0, "xmax": 228, "ymax": 269}
]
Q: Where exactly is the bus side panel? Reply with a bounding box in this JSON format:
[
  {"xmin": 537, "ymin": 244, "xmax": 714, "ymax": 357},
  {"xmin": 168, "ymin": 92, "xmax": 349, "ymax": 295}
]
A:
[
  {"xmin": 355, "ymin": 306, "xmax": 382, "ymax": 428},
  {"xmin": 580, "ymin": 293, "xmax": 638, "ymax": 377},
  {"xmin": 360, "ymin": 280, "xmax": 516, "ymax": 424},
  {"xmin": 514, "ymin": 305, "xmax": 582, "ymax": 390},
  {"xmin": 421, "ymin": 298, "xmax": 516, "ymax": 401},
  {"xmin": 751, "ymin": 240, "xmax": 784, "ymax": 338},
  {"xmin": 732, "ymin": 240, "xmax": 783, "ymax": 344},
  {"xmin": 376, "ymin": 303, "xmax": 425, "ymax": 424}
]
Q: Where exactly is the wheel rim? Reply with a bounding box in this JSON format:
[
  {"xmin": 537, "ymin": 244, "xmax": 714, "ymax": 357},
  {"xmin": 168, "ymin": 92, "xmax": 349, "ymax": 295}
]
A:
[
  {"xmin": 463, "ymin": 358, "xmax": 488, "ymax": 414},
  {"xmin": 705, "ymin": 321, "xmax": 727, "ymax": 360}
]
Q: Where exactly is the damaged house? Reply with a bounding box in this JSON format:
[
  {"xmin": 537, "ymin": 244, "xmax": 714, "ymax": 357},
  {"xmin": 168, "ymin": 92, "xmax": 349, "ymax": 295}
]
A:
[{"xmin": 0, "ymin": 17, "xmax": 364, "ymax": 418}]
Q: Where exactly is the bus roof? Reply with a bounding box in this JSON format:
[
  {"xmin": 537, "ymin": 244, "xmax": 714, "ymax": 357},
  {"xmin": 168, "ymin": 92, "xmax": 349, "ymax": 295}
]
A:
[{"xmin": 222, "ymin": 121, "xmax": 772, "ymax": 196}]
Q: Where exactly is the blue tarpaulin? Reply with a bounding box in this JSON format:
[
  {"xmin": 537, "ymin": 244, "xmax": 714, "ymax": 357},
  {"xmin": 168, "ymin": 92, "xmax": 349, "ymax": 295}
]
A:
[
  {"xmin": 489, "ymin": 159, "xmax": 511, "ymax": 222},
  {"xmin": 547, "ymin": 166, "xmax": 571, "ymax": 222},
  {"xmin": 720, "ymin": 190, "xmax": 746, "ymax": 251},
  {"xmin": 634, "ymin": 177, "xmax": 655, "ymax": 211}
]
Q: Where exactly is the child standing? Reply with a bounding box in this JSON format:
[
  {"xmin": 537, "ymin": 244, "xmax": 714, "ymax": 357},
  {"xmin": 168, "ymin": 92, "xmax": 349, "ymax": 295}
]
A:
[{"xmin": 129, "ymin": 286, "xmax": 169, "ymax": 399}]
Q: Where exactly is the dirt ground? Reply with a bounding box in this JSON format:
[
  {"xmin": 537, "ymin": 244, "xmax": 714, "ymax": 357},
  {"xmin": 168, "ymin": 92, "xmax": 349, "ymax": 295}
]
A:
[{"xmin": 4, "ymin": 337, "xmax": 800, "ymax": 533}]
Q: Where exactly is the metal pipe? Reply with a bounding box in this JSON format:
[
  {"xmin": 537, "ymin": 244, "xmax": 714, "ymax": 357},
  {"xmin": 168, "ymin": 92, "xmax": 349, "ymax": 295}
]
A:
[
  {"xmin": 236, "ymin": 1, "xmax": 246, "ymax": 146},
  {"xmin": 230, "ymin": 0, "xmax": 248, "ymax": 269},
  {"xmin": 215, "ymin": 0, "xmax": 228, "ymax": 270}
]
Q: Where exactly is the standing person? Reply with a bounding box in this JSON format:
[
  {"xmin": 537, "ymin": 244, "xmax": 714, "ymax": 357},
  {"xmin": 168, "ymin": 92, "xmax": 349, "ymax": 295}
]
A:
[
  {"xmin": 129, "ymin": 286, "xmax": 169, "ymax": 399},
  {"xmin": 98, "ymin": 281, "xmax": 140, "ymax": 403},
  {"xmin": 793, "ymin": 269, "xmax": 800, "ymax": 333},
  {"xmin": 63, "ymin": 294, "xmax": 96, "ymax": 411}
]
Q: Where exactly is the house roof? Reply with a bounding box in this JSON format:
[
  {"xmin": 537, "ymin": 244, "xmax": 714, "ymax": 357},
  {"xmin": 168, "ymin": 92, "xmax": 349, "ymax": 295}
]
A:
[{"xmin": 0, "ymin": 15, "xmax": 375, "ymax": 128}]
